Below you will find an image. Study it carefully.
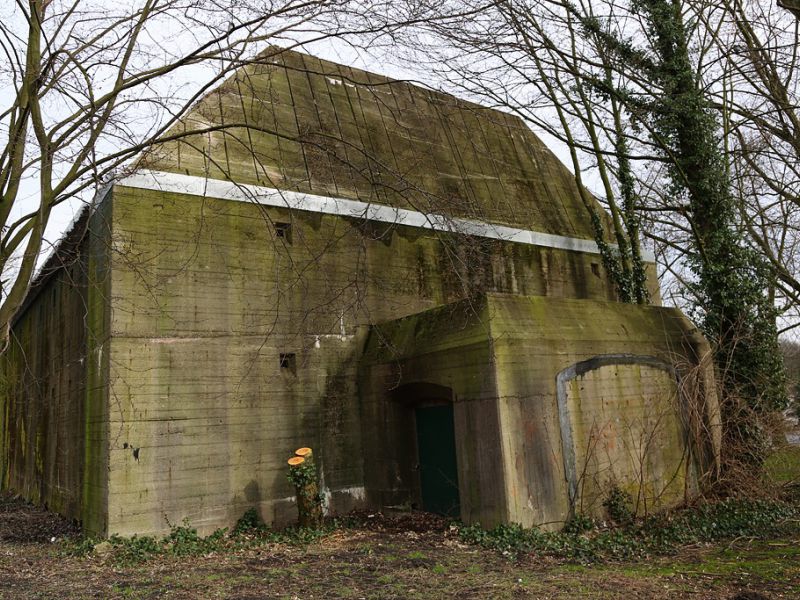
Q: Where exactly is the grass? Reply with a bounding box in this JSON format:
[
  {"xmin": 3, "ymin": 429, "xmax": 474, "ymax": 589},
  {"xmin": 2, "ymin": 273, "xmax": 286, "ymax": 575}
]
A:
[
  {"xmin": 457, "ymin": 498, "xmax": 800, "ymax": 562},
  {"xmin": 612, "ymin": 541, "xmax": 800, "ymax": 594},
  {"xmin": 765, "ymin": 444, "xmax": 800, "ymax": 484},
  {"xmin": 2, "ymin": 445, "xmax": 799, "ymax": 598},
  {"xmin": 3, "ymin": 523, "xmax": 799, "ymax": 598}
]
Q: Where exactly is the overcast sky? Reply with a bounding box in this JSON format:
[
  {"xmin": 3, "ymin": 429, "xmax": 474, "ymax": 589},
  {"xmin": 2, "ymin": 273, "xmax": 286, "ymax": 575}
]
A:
[
  {"xmin": 0, "ymin": 31, "xmax": 576, "ymax": 262},
  {"xmin": 0, "ymin": 1, "xmax": 616, "ymax": 308}
]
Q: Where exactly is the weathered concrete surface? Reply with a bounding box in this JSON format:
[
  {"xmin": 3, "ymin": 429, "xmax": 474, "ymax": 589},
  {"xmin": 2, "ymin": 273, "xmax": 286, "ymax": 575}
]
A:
[
  {"xmin": 561, "ymin": 359, "xmax": 687, "ymax": 519},
  {"xmin": 2, "ymin": 49, "xmax": 679, "ymax": 537},
  {"xmin": 491, "ymin": 295, "xmax": 720, "ymax": 528},
  {"xmin": 360, "ymin": 294, "xmax": 721, "ymax": 530},
  {"xmin": 0, "ymin": 204, "xmax": 111, "ymax": 534},
  {"xmin": 140, "ymin": 47, "xmax": 618, "ymax": 245},
  {"xmin": 102, "ymin": 182, "xmax": 634, "ymax": 537}
]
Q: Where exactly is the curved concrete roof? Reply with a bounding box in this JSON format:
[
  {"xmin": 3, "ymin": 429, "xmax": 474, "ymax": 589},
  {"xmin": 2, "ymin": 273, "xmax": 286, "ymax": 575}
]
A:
[{"xmin": 140, "ymin": 47, "xmax": 612, "ymax": 241}]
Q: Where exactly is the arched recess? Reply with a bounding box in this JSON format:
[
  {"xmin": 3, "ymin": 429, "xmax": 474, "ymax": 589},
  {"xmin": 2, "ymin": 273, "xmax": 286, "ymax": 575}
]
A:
[
  {"xmin": 390, "ymin": 382, "xmax": 454, "ymax": 405},
  {"xmin": 556, "ymin": 354, "xmax": 689, "ymax": 519}
]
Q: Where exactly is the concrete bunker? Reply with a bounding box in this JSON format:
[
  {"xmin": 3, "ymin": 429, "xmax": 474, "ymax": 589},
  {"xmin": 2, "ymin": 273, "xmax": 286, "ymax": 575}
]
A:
[
  {"xmin": 360, "ymin": 294, "xmax": 720, "ymax": 529},
  {"xmin": 0, "ymin": 48, "xmax": 720, "ymax": 537}
]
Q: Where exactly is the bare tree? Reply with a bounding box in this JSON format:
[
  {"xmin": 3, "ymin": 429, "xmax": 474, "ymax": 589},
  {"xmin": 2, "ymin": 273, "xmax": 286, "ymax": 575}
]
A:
[
  {"xmin": 390, "ymin": 0, "xmax": 796, "ymax": 463},
  {"xmin": 0, "ymin": 0, "xmax": 420, "ymax": 346},
  {"xmin": 702, "ymin": 1, "xmax": 800, "ymax": 334}
]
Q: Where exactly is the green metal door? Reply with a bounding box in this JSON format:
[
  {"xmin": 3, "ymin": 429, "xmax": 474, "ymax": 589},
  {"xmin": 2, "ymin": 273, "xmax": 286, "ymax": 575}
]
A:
[{"xmin": 415, "ymin": 404, "xmax": 460, "ymax": 517}]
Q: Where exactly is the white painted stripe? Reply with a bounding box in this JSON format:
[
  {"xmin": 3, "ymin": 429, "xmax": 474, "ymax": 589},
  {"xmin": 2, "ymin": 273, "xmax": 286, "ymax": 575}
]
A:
[{"xmin": 118, "ymin": 169, "xmax": 656, "ymax": 262}]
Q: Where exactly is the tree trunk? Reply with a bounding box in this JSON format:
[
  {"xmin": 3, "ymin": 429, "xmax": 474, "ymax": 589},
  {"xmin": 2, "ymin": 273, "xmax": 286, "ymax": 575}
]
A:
[{"xmin": 288, "ymin": 448, "xmax": 323, "ymax": 528}]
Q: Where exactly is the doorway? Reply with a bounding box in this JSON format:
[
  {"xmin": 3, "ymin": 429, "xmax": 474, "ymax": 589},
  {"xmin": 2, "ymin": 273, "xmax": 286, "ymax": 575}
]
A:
[{"xmin": 415, "ymin": 403, "xmax": 460, "ymax": 517}]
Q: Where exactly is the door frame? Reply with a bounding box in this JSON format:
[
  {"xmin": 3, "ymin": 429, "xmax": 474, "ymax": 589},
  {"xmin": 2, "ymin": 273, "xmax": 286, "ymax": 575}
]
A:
[{"xmin": 391, "ymin": 382, "xmax": 462, "ymax": 517}]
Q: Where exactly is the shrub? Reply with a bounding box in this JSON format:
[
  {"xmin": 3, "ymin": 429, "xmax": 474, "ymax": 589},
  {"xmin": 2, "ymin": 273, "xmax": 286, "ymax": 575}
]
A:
[{"xmin": 458, "ymin": 498, "xmax": 799, "ymax": 561}]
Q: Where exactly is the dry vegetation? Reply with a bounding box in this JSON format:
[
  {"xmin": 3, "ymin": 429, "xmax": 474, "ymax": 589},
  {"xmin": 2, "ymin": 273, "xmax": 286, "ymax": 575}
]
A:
[{"xmin": 2, "ymin": 479, "xmax": 800, "ymax": 599}]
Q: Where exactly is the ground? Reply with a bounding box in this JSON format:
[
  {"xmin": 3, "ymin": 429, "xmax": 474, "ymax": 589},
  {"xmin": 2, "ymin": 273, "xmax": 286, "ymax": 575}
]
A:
[
  {"xmin": 2, "ymin": 437, "xmax": 799, "ymax": 600},
  {"xmin": 1, "ymin": 495, "xmax": 799, "ymax": 600}
]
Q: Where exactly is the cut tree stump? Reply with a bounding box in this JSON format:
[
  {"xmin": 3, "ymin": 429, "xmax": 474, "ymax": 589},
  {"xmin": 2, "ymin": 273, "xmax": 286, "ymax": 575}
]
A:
[{"xmin": 287, "ymin": 448, "xmax": 323, "ymax": 528}]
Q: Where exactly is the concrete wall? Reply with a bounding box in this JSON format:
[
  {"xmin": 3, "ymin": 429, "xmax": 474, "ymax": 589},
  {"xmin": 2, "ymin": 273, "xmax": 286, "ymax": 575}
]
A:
[
  {"xmin": 360, "ymin": 295, "xmax": 720, "ymax": 530},
  {"xmin": 561, "ymin": 359, "xmax": 688, "ymax": 519},
  {"xmin": 0, "ymin": 181, "xmax": 692, "ymax": 538},
  {"xmin": 359, "ymin": 299, "xmax": 508, "ymax": 527},
  {"xmin": 489, "ymin": 295, "xmax": 719, "ymax": 528},
  {"xmin": 104, "ymin": 184, "xmax": 633, "ymax": 536},
  {"xmin": 0, "ymin": 205, "xmax": 111, "ymax": 533}
]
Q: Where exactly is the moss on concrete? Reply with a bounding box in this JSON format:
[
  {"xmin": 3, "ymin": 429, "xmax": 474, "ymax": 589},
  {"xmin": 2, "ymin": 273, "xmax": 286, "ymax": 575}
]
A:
[
  {"xmin": 360, "ymin": 294, "xmax": 719, "ymax": 530},
  {"xmin": 139, "ymin": 47, "xmax": 620, "ymax": 246},
  {"xmin": 2, "ymin": 52, "xmax": 692, "ymax": 538}
]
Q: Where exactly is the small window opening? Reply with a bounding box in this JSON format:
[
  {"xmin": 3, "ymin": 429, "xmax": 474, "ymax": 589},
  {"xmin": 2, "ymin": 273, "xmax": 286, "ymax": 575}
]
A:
[
  {"xmin": 279, "ymin": 353, "xmax": 296, "ymax": 373},
  {"xmin": 274, "ymin": 222, "xmax": 292, "ymax": 243},
  {"xmin": 590, "ymin": 262, "xmax": 601, "ymax": 278}
]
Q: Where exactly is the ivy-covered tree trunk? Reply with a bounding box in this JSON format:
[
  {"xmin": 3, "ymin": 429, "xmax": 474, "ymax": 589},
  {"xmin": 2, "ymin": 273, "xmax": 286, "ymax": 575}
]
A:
[
  {"xmin": 633, "ymin": 0, "xmax": 786, "ymax": 462},
  {"xmin": 287, "ymin": 448, "xmax": 324, "ymax": 528}
]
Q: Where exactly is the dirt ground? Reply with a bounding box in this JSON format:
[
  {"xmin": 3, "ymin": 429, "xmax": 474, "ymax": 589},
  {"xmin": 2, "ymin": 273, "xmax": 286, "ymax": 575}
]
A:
[{"xmin": 1, "ymin": 495, "xmax": 798, "ymax": 600}]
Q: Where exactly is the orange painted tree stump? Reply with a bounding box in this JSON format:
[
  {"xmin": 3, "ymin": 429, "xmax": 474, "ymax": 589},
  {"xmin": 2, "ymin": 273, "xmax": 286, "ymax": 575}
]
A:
[{"xmin": 287, "ymin": 447, "xmax": 323, "ymax": 528}]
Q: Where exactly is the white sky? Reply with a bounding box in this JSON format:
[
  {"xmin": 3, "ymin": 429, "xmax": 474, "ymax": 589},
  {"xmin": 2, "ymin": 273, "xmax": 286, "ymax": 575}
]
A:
[
  {"xmin": 0, "ymin": 30, "xmax": 582, "ymax": 267},
  {"xmin": 0, "ymin": 4, "xmax": 643, "ymax": 310}
]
